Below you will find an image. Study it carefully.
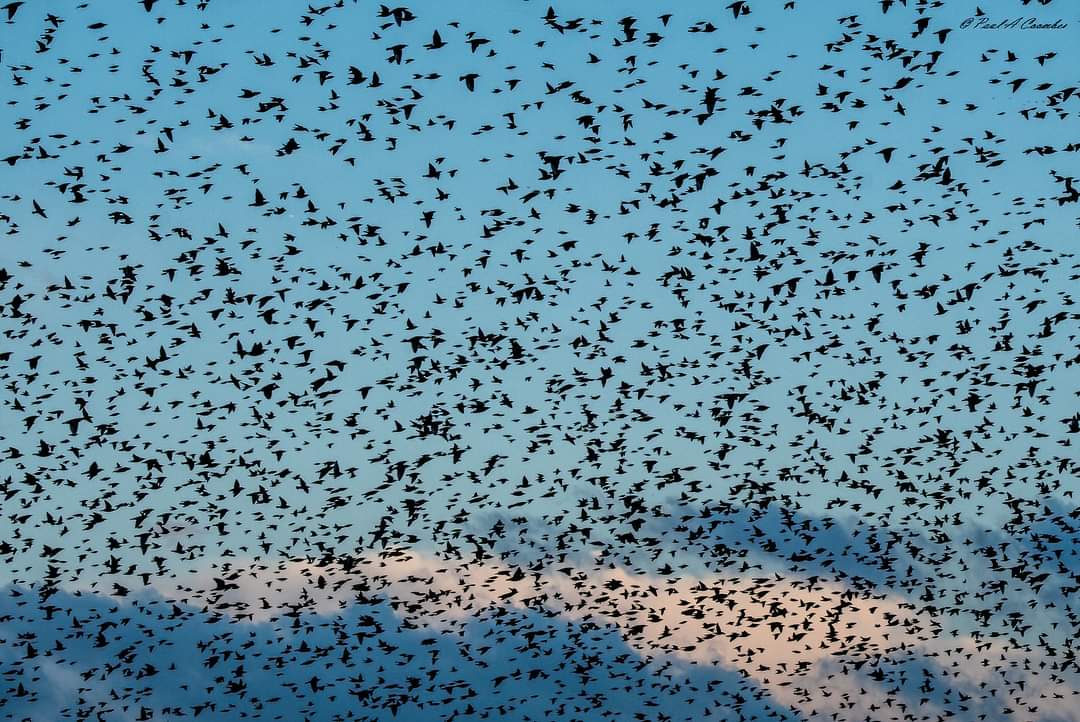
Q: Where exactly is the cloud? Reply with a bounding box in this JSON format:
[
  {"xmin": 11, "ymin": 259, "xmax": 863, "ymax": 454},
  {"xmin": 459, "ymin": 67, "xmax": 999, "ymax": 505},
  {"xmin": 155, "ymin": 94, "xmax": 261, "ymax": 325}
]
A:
[
  {"xmin": 336, "ymin": 550, "xmax": 934, "ymax": 715},
  {"xmin": 54, "ymin": 542, "xmax": 1078, "ymax": 722},
  {"xmin": 0, "ymin": 582, "xmax": 797, "ymax": 722},
  {"xmin": 113, "ymin": 551, "xmax": 916, "ymax": 715}
]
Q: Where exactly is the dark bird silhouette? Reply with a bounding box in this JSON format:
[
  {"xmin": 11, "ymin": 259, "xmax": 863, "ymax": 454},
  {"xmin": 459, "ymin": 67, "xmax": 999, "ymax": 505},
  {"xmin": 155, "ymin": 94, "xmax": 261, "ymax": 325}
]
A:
[{"xmin": 0, "ymin": 3, "xmax": 1075, "ymax": 721}]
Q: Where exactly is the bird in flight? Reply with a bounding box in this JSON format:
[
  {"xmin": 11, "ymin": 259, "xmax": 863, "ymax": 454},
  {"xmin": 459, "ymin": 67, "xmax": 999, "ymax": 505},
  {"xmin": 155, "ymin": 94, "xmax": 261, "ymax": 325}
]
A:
[{"xmin": 0, "ymin": 2, "xmax": 1076, "ymax": 721}]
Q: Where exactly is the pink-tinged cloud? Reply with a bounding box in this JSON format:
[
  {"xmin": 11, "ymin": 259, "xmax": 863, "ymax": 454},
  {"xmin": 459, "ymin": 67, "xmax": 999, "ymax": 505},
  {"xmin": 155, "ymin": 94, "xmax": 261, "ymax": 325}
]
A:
[{"xmin": 107, "ymin": 550, "xmax": 1080, "ymax": 721}]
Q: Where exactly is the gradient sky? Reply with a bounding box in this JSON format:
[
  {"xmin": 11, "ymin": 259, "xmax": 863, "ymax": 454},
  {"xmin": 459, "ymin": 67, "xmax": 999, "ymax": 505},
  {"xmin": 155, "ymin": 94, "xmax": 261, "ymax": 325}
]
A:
[{"xmin": 1, "ymin": 1, "xmax": 1078, "ymax": 720}]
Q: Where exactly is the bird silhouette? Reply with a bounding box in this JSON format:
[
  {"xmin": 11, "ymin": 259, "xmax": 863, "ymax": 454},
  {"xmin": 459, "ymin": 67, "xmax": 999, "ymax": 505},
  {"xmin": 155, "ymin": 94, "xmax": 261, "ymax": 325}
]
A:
[{"xmin": 0, "ymin": 2, "xmax": 1076, "ymax": 721}]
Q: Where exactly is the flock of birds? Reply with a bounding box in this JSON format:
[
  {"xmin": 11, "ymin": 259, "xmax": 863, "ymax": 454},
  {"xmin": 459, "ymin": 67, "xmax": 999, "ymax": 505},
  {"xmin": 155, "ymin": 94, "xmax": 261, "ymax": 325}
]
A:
[{"xmin": 0, "ymin": 0, "xmax": 1078, "ymax": 720}]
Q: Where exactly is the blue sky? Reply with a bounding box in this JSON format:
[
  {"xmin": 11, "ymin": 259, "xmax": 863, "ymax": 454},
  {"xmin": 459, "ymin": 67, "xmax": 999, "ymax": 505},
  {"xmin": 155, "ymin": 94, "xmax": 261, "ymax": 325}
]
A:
[{"xmin": 1, "ymin": 1, "xmax": 1078, "ymax": 720}]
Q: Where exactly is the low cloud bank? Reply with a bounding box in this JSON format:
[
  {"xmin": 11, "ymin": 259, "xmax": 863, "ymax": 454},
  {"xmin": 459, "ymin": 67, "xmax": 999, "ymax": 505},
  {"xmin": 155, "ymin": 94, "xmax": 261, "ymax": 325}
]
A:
[{"xmin": 123, "ymin": 549, "xmax": 1080, "ymax": 721}]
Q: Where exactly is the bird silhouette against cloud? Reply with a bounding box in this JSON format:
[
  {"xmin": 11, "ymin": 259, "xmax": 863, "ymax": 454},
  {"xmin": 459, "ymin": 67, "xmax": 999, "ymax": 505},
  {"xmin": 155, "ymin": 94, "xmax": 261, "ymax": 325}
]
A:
[{"xmin": 0, "ymin": 1, "xmax": 1078, "ymax": 720}]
